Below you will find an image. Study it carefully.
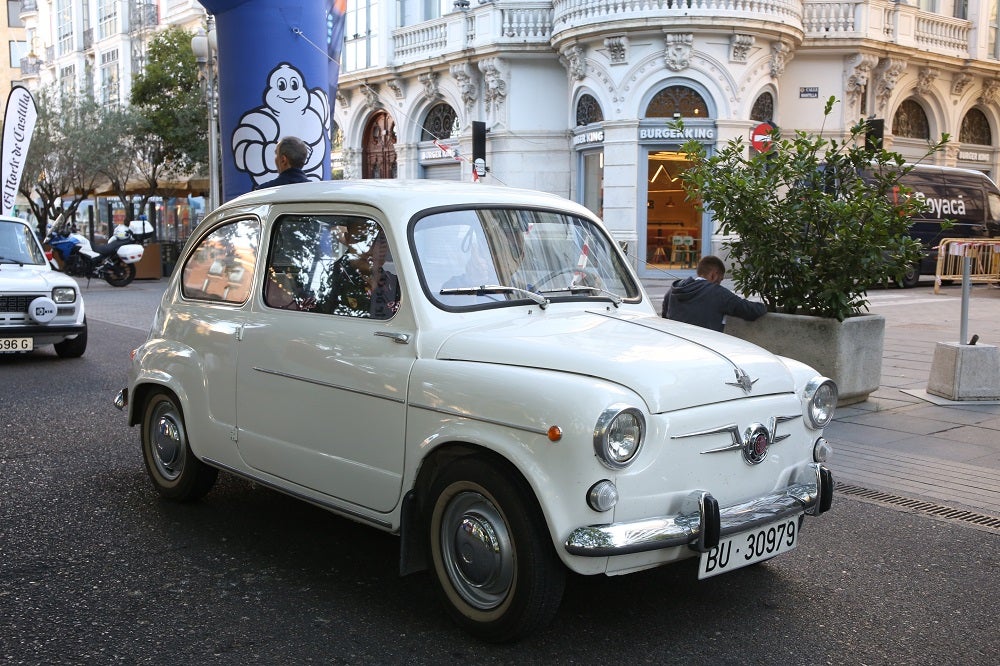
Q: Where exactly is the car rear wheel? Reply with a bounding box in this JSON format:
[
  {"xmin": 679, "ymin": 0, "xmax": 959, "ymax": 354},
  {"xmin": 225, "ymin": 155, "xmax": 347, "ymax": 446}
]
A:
[
  {"xmin": 427, "ymin": 457, "xmax": 565, "ymax": 642},
  {"xmin": 53, "ymin": 319, "xmax": 87, "ymax": 358},
  {"xmin": 141, "ymin": 392, "xmax": 217, "ymax": 501}
]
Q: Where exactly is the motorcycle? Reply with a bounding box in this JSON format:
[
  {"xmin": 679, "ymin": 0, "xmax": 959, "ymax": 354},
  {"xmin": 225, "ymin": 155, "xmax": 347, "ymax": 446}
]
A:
[{"xmin": 47, "ymin": 216, "xmax": 152, "ymax": 287}]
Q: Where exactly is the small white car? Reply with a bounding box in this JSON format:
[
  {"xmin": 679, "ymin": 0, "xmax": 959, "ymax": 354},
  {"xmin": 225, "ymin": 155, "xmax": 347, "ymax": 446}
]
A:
[
  {"xmin": 115, "ymin": 181, "xmax": 835, "ymax": 642},
  {"xmin": 0, "ymin": 216, "xmax": 87, "ymax": 357}
]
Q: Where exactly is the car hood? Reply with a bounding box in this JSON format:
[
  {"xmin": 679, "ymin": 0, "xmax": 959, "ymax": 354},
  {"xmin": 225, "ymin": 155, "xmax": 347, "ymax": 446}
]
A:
[
  {"xmin": 0, "ymin": 264, "xmax": 75, "ymax": 290},
  {"xmin": 435, "ymin": 309, "xmax": 796, "ymax": 413}
]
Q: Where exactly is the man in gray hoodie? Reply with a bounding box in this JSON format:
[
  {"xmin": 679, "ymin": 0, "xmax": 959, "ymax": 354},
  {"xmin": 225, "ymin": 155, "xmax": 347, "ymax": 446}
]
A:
[{"xmin": 662, "ymin": 255, "xmax": 767, "ymax": 332}]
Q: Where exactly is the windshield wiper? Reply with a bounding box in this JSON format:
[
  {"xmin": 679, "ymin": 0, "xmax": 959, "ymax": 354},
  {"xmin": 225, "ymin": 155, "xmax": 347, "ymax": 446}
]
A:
[
  {"xmin": 0, "ymin": 256, "xmax": 27, "ymax": 266},
  {"xmin": 538, "ymin": 285, "xmax": 623, "ymax": 307},
  {"xmin": 440, "ymin": 284, "xmax": 549, "ymax": 309}
]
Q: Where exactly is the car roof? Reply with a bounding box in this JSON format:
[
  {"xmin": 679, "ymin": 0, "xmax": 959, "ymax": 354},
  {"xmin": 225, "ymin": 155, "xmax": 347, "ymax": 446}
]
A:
[{"xmin": 217, "ymin": 180, "xmax": 596, "ymax": 224}]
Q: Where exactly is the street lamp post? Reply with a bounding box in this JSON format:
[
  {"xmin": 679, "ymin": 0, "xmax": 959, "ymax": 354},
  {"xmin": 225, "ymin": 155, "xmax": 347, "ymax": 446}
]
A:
[{"xmin": 191, "ymin": 16, "xmax": 220, "ymax": 213}]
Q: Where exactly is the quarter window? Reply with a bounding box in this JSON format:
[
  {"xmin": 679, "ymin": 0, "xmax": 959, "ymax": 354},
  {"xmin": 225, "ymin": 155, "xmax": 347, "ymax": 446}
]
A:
[{"xmin": 181, "ymin": 219, "xmax": 261, "ymax": 304}]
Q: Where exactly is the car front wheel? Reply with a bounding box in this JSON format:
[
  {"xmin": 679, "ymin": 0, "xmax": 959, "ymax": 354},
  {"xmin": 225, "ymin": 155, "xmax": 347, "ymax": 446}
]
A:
[
  {"xmin": 141, "ymin": 392, "xmax": 217, "ymax": 501},
  {"xmin": 427, "ymin": 457, "xmax": 565, "ymax": 642}
]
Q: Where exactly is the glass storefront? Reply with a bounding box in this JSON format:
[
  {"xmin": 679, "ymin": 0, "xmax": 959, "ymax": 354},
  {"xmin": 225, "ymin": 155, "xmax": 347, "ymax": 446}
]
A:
[{"xmin": 645, "ymin": 150, "xmax": 699, "ymax": 269}]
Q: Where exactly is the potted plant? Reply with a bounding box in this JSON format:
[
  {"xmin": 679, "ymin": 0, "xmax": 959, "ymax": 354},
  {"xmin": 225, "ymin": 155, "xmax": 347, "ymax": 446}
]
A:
[{"xmin": 679, "ymin": 97, "xmax": 947, "ymax": 404}]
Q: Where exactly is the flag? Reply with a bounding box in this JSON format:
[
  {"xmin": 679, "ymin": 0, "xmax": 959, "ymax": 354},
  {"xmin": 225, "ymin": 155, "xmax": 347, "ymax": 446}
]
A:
[{"xmin": 1, "ymin": 86, "xmax": 37, "ymax": 216}]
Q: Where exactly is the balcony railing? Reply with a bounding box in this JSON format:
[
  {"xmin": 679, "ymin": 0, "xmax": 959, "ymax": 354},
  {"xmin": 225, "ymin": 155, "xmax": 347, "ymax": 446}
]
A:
[
  {"xmin": 803, "ymin": 0, "xmax": 971, "ymax": 58},
  {"xmin": 383, "ymin": 0, "xmax": 975, "ymax": 72}
]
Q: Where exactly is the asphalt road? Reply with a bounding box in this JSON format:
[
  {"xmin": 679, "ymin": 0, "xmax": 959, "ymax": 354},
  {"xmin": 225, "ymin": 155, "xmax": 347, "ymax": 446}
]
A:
[{"xmin": 1, "ymin": 319, "xmax": 998, "ymax": 665}]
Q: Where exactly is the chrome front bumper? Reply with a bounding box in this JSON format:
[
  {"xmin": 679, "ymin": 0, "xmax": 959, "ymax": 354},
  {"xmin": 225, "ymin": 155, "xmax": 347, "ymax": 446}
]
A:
[{"xmin": 565, "ymin": 463, "xmax": 833, "ymax": 557}]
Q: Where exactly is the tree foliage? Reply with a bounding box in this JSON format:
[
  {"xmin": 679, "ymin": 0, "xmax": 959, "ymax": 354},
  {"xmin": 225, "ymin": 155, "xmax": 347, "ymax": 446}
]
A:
[
  {"xmin": 680, "ymin": 97, "xmax": 948, "ymax": 321},
  {"xmin": 18, "ymin": 89, "xmax": 119, "ymax": 236}
]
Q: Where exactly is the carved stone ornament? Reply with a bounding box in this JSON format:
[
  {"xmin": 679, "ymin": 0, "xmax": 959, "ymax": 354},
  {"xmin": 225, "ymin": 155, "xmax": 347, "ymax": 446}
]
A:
[
  {"xmin": 449, "ymin": 62, "xmax": 479, "ymax": 115},
  {"xmin": 915, "ymin": 67, "xmax": 938, "ymax": 96},
  {"xmin": 845, "ymin": 53, "xmax": 879, "ymax": 116},
  {"xmin": 604, "ymin": 36, "xmax": 628, "ymax": 65},
  {"xmin": 980, "ymin": 79, "xmax": 1000, "ymax": 106},
  {"xmin": 560, "ymin": 45, "xmax": 586, "ymax": 81},
  {"xmin": 336, "ymin": 89, "xmax": 350, "ymax": 110},
  {"xmin": 479, "ymin": 58, "xmax": 509, "ymax": 114},
  {"xmin": 664, "ymin": 33, "xmax": 693, "ymax": 72},
  {"xmin": 770, "ymin": 41, "xmax": 793, "ymax": 78},
  {"xmin": 387, "ymin": 78, "xmax": 405, "ymax": 100},
  {"xmin": 419, "ymin": 71, "xmax": 442, "ymax": 100},
  {"xmin": 875, "ymin": 57, "xmax": 907, "ymax": 112},
  {"xmin": 952, "ymin": 72, "xmax": 974, "ymax": 96},
  {"xmin": 361, "ymin": 84, "xmax": 382, "ymax": 110},
  {"xmin": 730, "ymin": 34, "xmax": 755, "ymax": 63}
]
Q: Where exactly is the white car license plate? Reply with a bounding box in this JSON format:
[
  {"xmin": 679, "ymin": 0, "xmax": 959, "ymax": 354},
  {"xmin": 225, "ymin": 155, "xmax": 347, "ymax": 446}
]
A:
[
  {"xmin": 698, "ymin": 516, "xmax": 800, "ymax": 579},
  {"xmin": 0, "ymin": 337, "xmax": 33, "ymax": 352}
]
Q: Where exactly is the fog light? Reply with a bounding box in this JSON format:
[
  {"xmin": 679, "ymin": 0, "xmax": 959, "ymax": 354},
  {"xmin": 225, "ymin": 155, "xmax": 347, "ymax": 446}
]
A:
[
  {"xmin": 813, "ymin": 437, "xmax": 833, "ymax": 463},
  {"xmin": 587, "ymin": 480, "xmax": 618, "ymax": 512}
]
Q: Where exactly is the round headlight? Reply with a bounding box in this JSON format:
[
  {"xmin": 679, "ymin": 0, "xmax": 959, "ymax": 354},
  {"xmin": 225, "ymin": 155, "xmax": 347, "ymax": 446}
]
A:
[
  {"xmin": 804, "ymin": 378, "xmax": 837, "ymax": 429},
  {"xmin": 594, "ymin": 405, "xmax": 645, "ymax": 469}
]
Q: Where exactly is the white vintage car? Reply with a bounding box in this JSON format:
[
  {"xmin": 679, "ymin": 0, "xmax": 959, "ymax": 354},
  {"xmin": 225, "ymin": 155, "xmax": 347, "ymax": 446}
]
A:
[
  {"xmin": 0, "ymin": 216, "xmax": 87, "ymax": 357},
  {"xmin": 114, "ymin": 181, "xmax": 835, "ymax": 642}
]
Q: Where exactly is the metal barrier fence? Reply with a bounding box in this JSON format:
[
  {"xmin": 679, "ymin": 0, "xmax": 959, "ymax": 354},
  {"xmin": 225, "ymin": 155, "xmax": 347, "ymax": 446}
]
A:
[{"xmin": 934, "ymin": 238, "xmax": 1000, "ymax": 294}]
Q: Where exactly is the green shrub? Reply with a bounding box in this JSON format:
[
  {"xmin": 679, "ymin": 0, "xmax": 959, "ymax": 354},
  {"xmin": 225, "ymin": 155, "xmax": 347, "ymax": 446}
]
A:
[{"xmin": 680, "ymin": 97, "xmax": 947, "ymax": 321}]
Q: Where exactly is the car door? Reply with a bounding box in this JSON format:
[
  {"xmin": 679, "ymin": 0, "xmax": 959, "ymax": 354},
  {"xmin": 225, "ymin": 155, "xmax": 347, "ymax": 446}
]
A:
[{"xmin": 234, "ymin": 211, "xmax": 414, "ymax": 513}]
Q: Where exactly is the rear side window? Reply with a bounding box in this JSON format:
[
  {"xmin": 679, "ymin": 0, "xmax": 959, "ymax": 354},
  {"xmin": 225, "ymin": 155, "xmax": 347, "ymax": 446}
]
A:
[
  {"xmin": 181, "ymin": 218, "xmax": 261, "ymax": 304},
  {"xmin": 264, "ymin": 214, "xmax": 400, "ymax": 320}
]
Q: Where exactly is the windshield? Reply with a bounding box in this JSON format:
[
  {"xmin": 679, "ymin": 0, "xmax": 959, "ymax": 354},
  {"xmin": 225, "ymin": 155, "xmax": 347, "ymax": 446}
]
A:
[
  {"xmin": 0, "ymin": 220, "xmax": 47, "ymax": 265},
  {"xmin": 413, "ymin": 207, "xmax": 639, "ymax": 309}
]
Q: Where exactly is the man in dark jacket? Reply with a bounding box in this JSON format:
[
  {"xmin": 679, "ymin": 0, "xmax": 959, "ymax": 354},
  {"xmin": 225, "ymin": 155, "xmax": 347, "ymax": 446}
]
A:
[
  {"xmin": 662, "ymin": 255, "xmax": 767, "ymax": 332},
  {"xmin": 256, "ymin": 136, "xmax": 311, "ymax": 189}
]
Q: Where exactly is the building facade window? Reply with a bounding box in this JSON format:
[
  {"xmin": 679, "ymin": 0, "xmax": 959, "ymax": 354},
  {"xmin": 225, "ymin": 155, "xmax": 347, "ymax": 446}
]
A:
[
  {"xmin": 750, "ymin": 92, "xmax": 774, "ymax": 122},
  {"xmin": 98, "ymin": 0, "xmax": 118, "ymax": 40},
  {"xmin": 645, "ymin": 85, "xmax": 709, "ymax": 118},
  {"xmin": 576, "ymin": 94, "xmax": 603, "ymax": 126},
  {"xmin": 893, "ymin": 99, "xmax": 930, "ymax": 139},
  {"xmin": 100, "ymin": 48, "xmax": 120, "ymax": 107},
  {"xmin": 60, "ymin": 64, "xmax": 75, "ymax": 97},
  {"xmin": 345, "ymin": 0, "xmax": 378, "ymax": 71},
  {"xmin": 960, "ymin": 108, "xmax": 993, "ymax": 145},
  {"xmin": 56, "ymin": 0, "xmax": 73, "ymax": 56},
  {"xmin": 991, "ymin": 0, "xmax": 1000, "ymax": 59},
  {"xmin": 421, "ymin": 102, "xmax": 457, "ymax": 141},
  {"xmin": 9, "ymin": 40, "xmax": 27, "ymax": 68},
  {"xmin": 7, "ymin": 0, "xmax": 23, "ymax": 28}
]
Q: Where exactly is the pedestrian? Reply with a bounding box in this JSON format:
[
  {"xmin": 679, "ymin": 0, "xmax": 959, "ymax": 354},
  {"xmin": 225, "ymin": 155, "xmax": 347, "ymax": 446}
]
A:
[
  {"xmin": 255, "ymin": 136, "xmax": 312, "ymax": 189},
  {"xmin": 662, "ymin": 255, "xmax": 766, "ymax": 332}
]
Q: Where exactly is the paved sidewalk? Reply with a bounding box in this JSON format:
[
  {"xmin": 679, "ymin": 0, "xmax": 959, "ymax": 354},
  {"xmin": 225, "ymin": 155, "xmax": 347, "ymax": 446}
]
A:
[{"xmin": 83, "ymin": 275, "xmax": 1000, "ymax": 520}]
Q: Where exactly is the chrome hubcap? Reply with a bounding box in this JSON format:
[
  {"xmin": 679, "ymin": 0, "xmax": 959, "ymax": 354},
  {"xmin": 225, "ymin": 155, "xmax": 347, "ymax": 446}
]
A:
[
  {"xmin": 150, "ymin": 407, "xmax": 184, "ymax": 481},
  {"xmin": 441, "ymin": 491, "xmax": 514, "ymax": 610}
]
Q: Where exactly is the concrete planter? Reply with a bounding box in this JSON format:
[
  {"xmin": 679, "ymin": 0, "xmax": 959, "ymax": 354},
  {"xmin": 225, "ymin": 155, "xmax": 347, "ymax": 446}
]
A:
[{"xmin": 724, "ymin": 312, "xmax": 886, "ymax": 406}]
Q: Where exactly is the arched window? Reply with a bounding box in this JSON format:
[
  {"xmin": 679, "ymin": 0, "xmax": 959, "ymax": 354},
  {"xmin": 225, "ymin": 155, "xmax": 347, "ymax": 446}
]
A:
[
  {"xmin": 645, "ymin": 85, "xmax": 709, "ymax": 118},
  {"xmin": 421, "ymin": 103, "xmax": 458, "ymax": 141},
  {"xmin": 893, "ymin": 99, "xmax": 930, "ymax": 140},
  {"xmin": 960, "ymin": 108, "xmax": 992, "ymax": 146},
  {"xmin": 363, "ymin": 111, "xmax": 397, "ymax": 179},
  {"xmin": 750, "ymin": 92, "xmax": 774, "ymax": 122},
  {"xmin": 576, "ymin": 94, "xmax": 604, "ymax": 126}
]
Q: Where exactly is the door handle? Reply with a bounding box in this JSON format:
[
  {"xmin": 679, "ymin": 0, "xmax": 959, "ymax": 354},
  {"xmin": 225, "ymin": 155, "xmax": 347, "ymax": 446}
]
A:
[{"xmin": 374, "ymin": 331, "xmax": 411, "ymax": 344}]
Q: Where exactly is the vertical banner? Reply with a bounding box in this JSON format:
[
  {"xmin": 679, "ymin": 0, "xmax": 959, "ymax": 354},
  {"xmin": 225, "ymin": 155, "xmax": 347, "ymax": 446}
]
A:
[
  {"xmin": 198, "ymin": 0, "xmax": 343, "ymax": 202},
  {"xmin": 1, "ymin": 85, "xmax": 38, "ymax": 216}
]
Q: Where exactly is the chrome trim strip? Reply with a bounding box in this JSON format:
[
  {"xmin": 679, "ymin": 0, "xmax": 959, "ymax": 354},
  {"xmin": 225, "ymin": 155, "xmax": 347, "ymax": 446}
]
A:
[
  {"xmin": 408, "ymin": 402, "xmax": 551, "ymax": 437},
  {"xmin": 252, "ymin": 367, "xmax": 406, "ymax": 404},
  {"xmin": 202, "ymin": 457, "xmax": 393, "ymax": 529},
  {"xmin": 564, "ymin": 464, "xmax": 831, "ymax": 557},
  {"xmin": 672, "ymin": 415, "xmax": 802, "ymax": 455}
]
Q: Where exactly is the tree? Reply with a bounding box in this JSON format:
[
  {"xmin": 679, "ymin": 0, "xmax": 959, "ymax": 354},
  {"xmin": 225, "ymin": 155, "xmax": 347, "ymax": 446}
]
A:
[
  {"xmin": 680, "ymin": 97, "xmax": 948, "ymax": 321},
  {"xmin": 18, "ymin": 89, "xmax": 117, "ymax": 237},
  {"xmin": 126, "ymin": 25, "xmax": 208, "ymax": 210}
]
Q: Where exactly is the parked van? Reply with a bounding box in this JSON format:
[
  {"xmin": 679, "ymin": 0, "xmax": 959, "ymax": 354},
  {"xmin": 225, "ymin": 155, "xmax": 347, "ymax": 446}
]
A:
[{"xmin": 894, "ymin": 164, "xmax": 1000, "ymax": 287}]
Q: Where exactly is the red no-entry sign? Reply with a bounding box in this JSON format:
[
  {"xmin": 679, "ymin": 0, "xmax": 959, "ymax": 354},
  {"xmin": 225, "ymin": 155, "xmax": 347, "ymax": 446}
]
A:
[{"xmin": 751, "ymin": 122, "xmax": 774, "ymax": 152}]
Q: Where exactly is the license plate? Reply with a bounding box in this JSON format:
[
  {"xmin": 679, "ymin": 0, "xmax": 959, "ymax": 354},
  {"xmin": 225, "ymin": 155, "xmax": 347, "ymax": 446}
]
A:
[
  {"xmin": 698, "ymin": 516, "xmax": 800, "ymax": 579},
  {"xmin": 0, "ymin": 337, "xmax": 33, "ymax": 352}
]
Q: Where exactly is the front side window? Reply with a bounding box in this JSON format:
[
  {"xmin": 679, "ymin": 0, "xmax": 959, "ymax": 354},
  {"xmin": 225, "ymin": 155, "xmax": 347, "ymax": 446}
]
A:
[
  {"xmin": 265, "ymin": 214, "xmax": 400, "ymax": 320},
  {"xmin": 181, "ymin": 219, "xmax": 261, "ymax": 304},
  {"xmin": 414, "ymin": 207, "xmax": 639, "ymax": 309}
]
